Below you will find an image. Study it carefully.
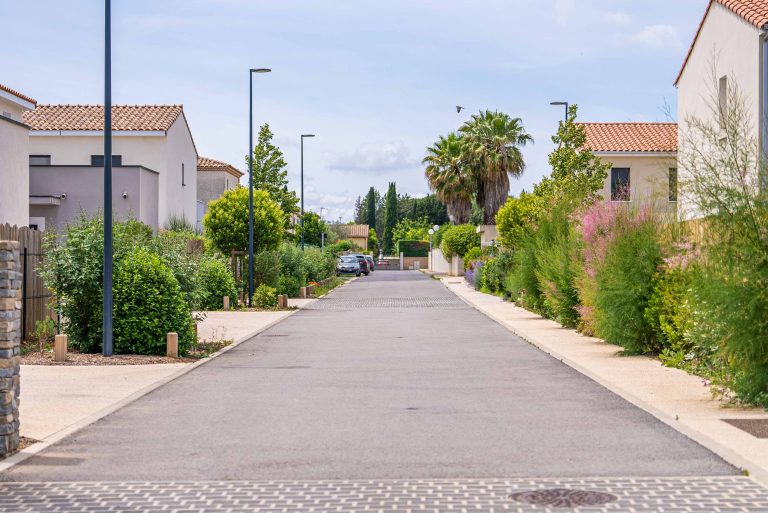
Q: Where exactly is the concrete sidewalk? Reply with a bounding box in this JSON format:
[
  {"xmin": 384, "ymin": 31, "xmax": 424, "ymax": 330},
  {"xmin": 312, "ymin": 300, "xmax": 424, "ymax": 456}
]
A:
[
  {"xmin": 19, "ymin": 309, "xmax": 296, "ymax": 444},
  {"xmin": 441, "ymin": 276, "xmax": 768, "ymax": 485}
]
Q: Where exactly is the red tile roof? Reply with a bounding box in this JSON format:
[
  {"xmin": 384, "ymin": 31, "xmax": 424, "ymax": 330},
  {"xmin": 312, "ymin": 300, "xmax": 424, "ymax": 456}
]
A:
[
  {"xmin": 337, "ymin": 224, "xmax": 370, "ymax": 238},
  {"xmin": 197, "ymin": 156, "xmax": 244, "ymax": 179},
  {"xmin": 675, "ymin": 0, "xmax": 768, "ymax": 85},
  {"xmin": 0, "ymin": 83, "xmax": 37, "ymax": 106},
  {"xmin": 22, "ymin": 104, "xmax": 183, "ymax": 131},
  {"xmin": 579, "ymin": 123, "xmax": 678, "ymax": 153}
]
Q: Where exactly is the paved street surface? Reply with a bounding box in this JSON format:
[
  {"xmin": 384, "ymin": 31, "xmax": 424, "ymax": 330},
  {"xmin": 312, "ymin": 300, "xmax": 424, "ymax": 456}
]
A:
[{"xmin": 2, "ymin": 271, "xmax": 765, "ymax": 511}]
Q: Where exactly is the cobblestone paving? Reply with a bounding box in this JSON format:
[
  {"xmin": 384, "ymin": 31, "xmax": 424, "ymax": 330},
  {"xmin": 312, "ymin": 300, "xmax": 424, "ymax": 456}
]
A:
[
  {"xmin": 307, "ymin": 296, "xmax": 467, "ymax": 310},
  {"xmin": 1, "ymin": 477, "xmax": 767, "ymax": 512}
]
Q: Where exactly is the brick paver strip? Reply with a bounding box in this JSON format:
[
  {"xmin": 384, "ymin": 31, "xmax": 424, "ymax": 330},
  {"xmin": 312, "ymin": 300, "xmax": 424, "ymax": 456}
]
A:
[{"xmin": 1, "ymin": 477, "xmax": 767, "ymax": 512}]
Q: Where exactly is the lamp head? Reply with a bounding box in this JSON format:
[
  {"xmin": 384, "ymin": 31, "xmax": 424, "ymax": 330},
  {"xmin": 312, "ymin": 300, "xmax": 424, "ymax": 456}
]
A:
[
  {"xmin": 550, "ymin": 101, "xmax": 567, "ymax": 106},
  {"xmin": 302, "ymin": 134, "xmax": 316, "ymax": 138},
  {"xmin": 433, "ymin": 225, "xmax": 440, "ymax": 232},
  {"xmin": 250, "ymin": 68, "xmax": 271, "ymax": 73}
]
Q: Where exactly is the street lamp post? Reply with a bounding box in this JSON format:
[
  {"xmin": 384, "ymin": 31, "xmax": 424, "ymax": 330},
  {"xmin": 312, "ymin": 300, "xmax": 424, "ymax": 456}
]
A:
[
  {"xmin": 102, "ymin": 0, "xmax": 113, "ymax": 356},
  {"xmin": 550, "ymin": 101, "xmax": 569, "ymax": 123},
  {"xmin": 248, "ymin": 68, "xmax": 271, "ymax": 307},
  {"xmin": 428, "ymin": 225, "xmax": 439, "ymax": 270},
  {"xmin": 300, "ymin": 134, "xmax": 315, "ymax": 251}
]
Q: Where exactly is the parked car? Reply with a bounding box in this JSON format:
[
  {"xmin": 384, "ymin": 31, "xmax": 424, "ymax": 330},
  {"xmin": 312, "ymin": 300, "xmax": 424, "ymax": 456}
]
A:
[
  {"xmin": 364, "ymin": 255, "xmax": 375, "ymax": 272},
  {"xmin": 336, "ymin": 256, "xmax": 361, "ymax": 277},
  {"xmin": 353, "ymin": 254, "xmax": 370, "ymax": 275}
]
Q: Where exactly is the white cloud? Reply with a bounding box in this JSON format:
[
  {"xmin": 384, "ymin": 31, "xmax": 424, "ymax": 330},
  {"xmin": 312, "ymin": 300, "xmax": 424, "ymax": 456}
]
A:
[
  {"xmin": 328, "ymin": 141, "xmax": 417, "ymax": 173},
  {"xmin": 630, "ymin": 24, "xmax": 680, "ymax": 50},
  {"xmin": 554, "ymin": 0, "xmax": 577, "ymax": 27},
  {"xmin": 603, "ymin": 11, "xmax": 630, "ymax": 26}
]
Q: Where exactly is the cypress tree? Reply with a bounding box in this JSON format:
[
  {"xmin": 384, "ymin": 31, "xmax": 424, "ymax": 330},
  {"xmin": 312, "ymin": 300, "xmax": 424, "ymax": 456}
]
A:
[
  {"xmin": 382, "ymin": 182, "xmax": 398, "ymax": 255},
  {"xmin": 365, "ymin": 187, "xmax": 377, "ymax": 230}
]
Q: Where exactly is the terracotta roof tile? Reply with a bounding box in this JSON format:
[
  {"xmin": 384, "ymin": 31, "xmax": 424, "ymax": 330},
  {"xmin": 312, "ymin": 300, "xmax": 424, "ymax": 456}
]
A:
[
  {"xmin": 676, "ymin": 0, "xmax": 768, "ymax": 85},
  {"xmin": 197, "ymin": 156, "xmax": 244, "ymax": 178},
  {"xmin": 579, "ymin": 122, "xmax": 678, "ymax": 153},
  {"xmin": 22, "ymin": 104, "xmax": 183, "ymax": 131},
  {"xmin": 337, "ymin": 224, "xmax": 370, "ymax": 238},
  {"xmin": 0, "ymin": 83, "xmax": 37, "ymax": 106}
]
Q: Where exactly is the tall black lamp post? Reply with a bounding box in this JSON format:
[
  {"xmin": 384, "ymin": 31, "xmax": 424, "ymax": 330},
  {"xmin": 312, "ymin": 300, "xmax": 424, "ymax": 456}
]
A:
[
  {"xmin": 550, "ymin": 101, "xmax": 569, "ymax": 123},
  {"xmin": 300, "ymin": 134, "xmax": 315, "ymax": 250},
  {"xmin": 248, "ymin": 68, "xmax": 271, "ymax": 307},
  {"xmin": 102, "ymin": 0, "xmax": 113, "ymax": 357}
]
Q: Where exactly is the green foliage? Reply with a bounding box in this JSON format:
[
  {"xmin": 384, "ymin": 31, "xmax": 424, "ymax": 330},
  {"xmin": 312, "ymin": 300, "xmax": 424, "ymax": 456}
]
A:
[
  {"xmin": 247, "ymin": 123, "xmax": 299, "ymax": 219},
  {"xmin": 252, "ymin": 250, "xmax": 281, "ymax": 288},
  {"xmin": 496, "ymin": 191, "xmax": 542, "ymax": 249},
  {"xmin": 431, "ymin": 224, "xmax": 450, "ymax": 249},
  {"xmin": 194, "ymin": 257, "xmax": 238, "ymax": 311},
  {"xmin": 396, "ymin": 240, "xmax": 430, "ymax": 257},
  {"xmin": 150, "ymin": 230, "xmax": 203, "ymax": 306},
  {"xmin": 368, "ymin": 228, "xmax": 378, "ymax": 253},
  {"xmin": 203, "ymin": 186, "xmax": 284, "ymax": 255},
  {"xmin": 481, "ymin": 251, "xmax": 514, "ymax": 295},
  {"xmin": 592, "ymin": 212, "xmax": 664, "ymax": 354},
  {"xmin": 299, "ymin": 211, "xmax": 327, "ymax": 247},
  {"xmin": 164, "ymin": 214, "xmax": 195, "ymax": 234},
  {"xmin": 463, "ymin": 246, "xmax": 483, "ymax": 270},
  {"xmin": 273, "ymin": 243, "xmax": 336, "ymax": 297},
  {"xmin": 302, "ymin": 246, "xmax": 336, "ymax": 282},
  {"xmin": 507, "ymin": 232, "xmax": 544, "ymax": 311},
  {"xmin": 40, "ymin": 213, "xmax": 153, "ymax": 353},
  {"xmin": 392, "ymin": 217, "xmax": 431, "ymax": 242},
  {"xmin": 398, "ymin": 194, "xmax": 449, "ymax": 226},
  {"xmin": 382, "ymin": 182, "xmax": 398, "ymax": 254},
  {"xmin": 113, "ymin": 246, "xmax": 193, "ymax": 356},
  {"xmin": 645, "ymin": 266, "xmax": 694, "ymax": 358},
  {"xmin": 440, "ymin": 224, "xmax": 480, "ymax": 257},
  {"xmin": 253, "ymin": 284, "xmax": 277, "ymax": 310},
  {"xmin": 326, "ymin": 239, "xmax": 361, "ymax": 254},
  {"xmin": 365, "ymin": 187, "xmax": 377, "ymax": 229}
]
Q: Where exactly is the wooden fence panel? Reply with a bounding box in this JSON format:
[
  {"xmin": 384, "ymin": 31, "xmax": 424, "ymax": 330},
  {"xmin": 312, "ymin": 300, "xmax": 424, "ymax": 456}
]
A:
[{"xmin": 0, "ymin": 223, "xmax": 53, "ymax": 340}]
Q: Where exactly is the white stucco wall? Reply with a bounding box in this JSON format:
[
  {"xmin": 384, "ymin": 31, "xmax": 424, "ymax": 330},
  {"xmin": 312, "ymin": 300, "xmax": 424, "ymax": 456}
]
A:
[
  {"xmin": 0, "ymin": 117, "xmax": 30, "ymax": 227},
  {"xmin": 164, "ymin": 115, "xmax": 198, "ymax": 226},
  {"xmin": 597, "ymin": 154, "xmax": 678, "ymax": 215},
  {"xmin": 676, "ymin": 2, "xmax": 761, "ymax": 219}
]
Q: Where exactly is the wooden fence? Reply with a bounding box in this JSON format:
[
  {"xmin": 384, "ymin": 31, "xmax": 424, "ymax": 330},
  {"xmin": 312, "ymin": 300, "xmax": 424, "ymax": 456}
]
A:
[{"xmin": 0, "ymin": 223, "xmax": 53, "ymax": 340}]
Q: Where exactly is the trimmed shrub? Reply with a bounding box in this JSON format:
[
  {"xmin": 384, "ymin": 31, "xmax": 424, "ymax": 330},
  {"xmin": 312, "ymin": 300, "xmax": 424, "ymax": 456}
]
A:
[
  {"xmin": 252, "ymin": 250, "xmax": 281, "ymax": 288},
  {"xmin": 463, "ymin": 246, "xmax": 483, "ymax": 270},
  {"xmin": 441, "ymin": 224, "xmax": 480, "ymax": 257},
  {"xmin": 195, "ymin": 257, "xmax": 238, "ymax": 311},
  {"xmin": 482, "ymin": 251, "xmax": 514, "ymax": 295},
  {"xmin": 396, "ymin": 240, "xmax": 430, "ymax": 257},
  {"xmin": 508, "ymin": 232, "xmax": 543, "ymax": 311},
  {"xmin": 253, "ymin": 284, "xmax": 277, "ymax": 309},
  {"xmin": 302, "ymin": 246, "xmax": 335, "ymax": 282},
  {"xmin": 113, "ymin": 247, "xmax": 193, "ymax": 355}
]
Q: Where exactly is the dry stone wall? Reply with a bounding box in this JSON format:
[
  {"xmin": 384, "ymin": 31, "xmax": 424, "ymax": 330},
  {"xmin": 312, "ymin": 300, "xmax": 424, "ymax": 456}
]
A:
[{"xmin": 0, "ymin": 241, "xmax": 21, "ymax": 457}]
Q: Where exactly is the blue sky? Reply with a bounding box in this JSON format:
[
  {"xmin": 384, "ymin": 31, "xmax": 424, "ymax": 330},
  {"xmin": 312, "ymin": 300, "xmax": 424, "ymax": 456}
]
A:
[{"xmin": 2, "ymin": 0, "xmax": 706, "ymax": 221}]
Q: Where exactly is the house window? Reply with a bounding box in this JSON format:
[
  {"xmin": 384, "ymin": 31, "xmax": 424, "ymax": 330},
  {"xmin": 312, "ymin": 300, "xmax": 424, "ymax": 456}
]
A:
[
  {"xmin": 719, "ymin": 75, "xmax": 728, "ymax": 129},
  {"xmin": 2, "ymin": 111, "xmax": 11, "ymax": 119},
  {"xmin": 91, "ymin": 155, "xmax": 122, "ymax": 166},
  {"xmin": 29, "ymin": 155, "xmax": 51, "ymax": 166},
  {"xmin": 611, "ymin": 168, "xmax": 630, "ymax": 201},
  {"xmin": 182, "ymin": 163, "xmax": 186, "ymax": 187},
  {"xmin": 669, "ymin": 168, "xmax": 678, "ymax": 202}
]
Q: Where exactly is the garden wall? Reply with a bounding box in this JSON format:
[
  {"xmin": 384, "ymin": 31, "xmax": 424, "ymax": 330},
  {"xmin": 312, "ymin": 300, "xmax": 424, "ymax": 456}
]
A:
[{"xmin": 0, "ymin": 241, "xmax": 21, "ymax": 458}]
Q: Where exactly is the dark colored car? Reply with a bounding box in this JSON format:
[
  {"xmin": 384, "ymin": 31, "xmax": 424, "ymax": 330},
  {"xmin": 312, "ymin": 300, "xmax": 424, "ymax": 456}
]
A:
[
  {"xmin": 353, "ymin": 254, "xmax": 370, "ymax": 275},
  {"xmin": 364, "ymin": 255, "xmax": 375, "ymax": 272},
  {"xmin": 336, "ymin": 256, "xmax": 361, "ymax": 277}
]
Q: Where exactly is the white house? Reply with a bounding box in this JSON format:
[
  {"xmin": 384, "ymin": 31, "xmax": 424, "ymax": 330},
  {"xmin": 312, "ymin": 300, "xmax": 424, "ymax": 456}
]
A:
[
  {"xmin": 675, "ymin": 0, "xmax": 768, "ymax": 219},
  {"xmin": 580, "ymin": 122, "xmax": 678, "ymax": 214},
  {"xmin": 23, "ymin": 104, "xmax": 198, "ymax": 230},
  {"xmin": 0, "ymin": 83, "xmax": 36, "ymax": 227}
]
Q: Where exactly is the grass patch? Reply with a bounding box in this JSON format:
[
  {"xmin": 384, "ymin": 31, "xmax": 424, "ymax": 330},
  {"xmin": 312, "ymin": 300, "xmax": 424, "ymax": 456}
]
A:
[{"xmin": 314, "ymin": 277, "xmax": 346, "ymax": 297}]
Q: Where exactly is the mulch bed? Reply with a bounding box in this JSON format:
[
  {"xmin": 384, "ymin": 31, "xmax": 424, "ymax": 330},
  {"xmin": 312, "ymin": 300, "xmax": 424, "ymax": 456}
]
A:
[
  {"xmin": 21, "ymin": 352, "xmax": 193, "ymax": 366},
  {"xmin": 18, "ymin": 437, "xmax": 39, "ymax": 451}
]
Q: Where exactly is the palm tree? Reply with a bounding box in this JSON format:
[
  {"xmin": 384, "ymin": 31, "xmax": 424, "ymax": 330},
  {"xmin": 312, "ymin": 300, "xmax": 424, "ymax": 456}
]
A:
[
  {"xmin": 460, "ymin": 111, "xmax": 532, "ymax": 224},
  {"xmin": 423, "ymin": 133, "xmax": 474, "ymax": 224}
]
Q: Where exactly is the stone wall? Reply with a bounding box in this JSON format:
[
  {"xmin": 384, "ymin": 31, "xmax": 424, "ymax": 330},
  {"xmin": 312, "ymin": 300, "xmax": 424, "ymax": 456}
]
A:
[{"xmin": 0, "ymin": 241, "xmax": 21, "ymax": 457}]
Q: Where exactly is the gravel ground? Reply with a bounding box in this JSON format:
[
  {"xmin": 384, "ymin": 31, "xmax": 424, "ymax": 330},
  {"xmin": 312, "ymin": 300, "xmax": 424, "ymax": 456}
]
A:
[{"xmin": 21, "ymin": 352, "xmax": 190, "ymax": 366}]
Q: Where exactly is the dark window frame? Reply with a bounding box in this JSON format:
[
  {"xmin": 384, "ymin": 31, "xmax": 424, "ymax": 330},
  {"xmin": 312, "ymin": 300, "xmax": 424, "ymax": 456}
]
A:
[
  {"xmin": 90, "ymin": 155, "xmax": 122, "ymax": 167},
  {"xmin": 610, "ymin": 168, "xmax": 631, "ymax": 202},
  {"xmin": 29, "ymin": 155, "xmax": 52, "ymax": 166},
  {"xmin": 182, "ymin": 163, "xmax": 186, "ymax": 187}
]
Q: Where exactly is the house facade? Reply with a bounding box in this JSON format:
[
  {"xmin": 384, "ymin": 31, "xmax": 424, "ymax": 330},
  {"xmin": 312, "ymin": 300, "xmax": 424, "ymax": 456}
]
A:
[
  {"xmin": 23, "ymin": 105, "xmax": 197, "ymax": 231},
  {"xmin": 580, "ymin": 123, "xmax": 678, "ymax": 214},
  {"xmin": 675, "ymin": 0, "xmax": 768, "ymax": 219},
  {"xmin": 197, "ymin": 156, "xmax": 243, "ymax": 231},
  {"xmin": 0, "ymin": 84, "xmax": 36, "ymax": 227},
  {"xmin": 335, "ymin": 224, "xmax": 369, "ymax": 250}
]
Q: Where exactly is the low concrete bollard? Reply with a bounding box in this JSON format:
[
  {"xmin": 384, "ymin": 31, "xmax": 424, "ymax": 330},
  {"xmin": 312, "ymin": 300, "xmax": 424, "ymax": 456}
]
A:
[
  {"xmin": 53, "ymin": 334, "xmax": 67, "ymax": 362},
  {"xmin": 223, "ymin": 295, "xmax": 230, "ymax": 310},
  {"xmin": 278, "ymin": 294, "xmax": 288, "ymax": 308},
  {"xmin": 166, "ymin": 332, "xmax": 178, "ymax": 358},
  {"xmin": 300, "ymin": 287, "xmax": 307, "ymax": 299}
]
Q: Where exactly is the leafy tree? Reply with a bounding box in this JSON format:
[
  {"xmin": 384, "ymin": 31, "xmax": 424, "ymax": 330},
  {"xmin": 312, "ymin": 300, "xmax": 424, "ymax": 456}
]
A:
[
  {"xmin": 365, "ymin": 187, "xmax": 377, "ymax": 230},
  {"xmin": 299, "ymin": 211, "xmax": 327, "ymax": 246},
  {"xmin": 496, "ymin": 191, "xmax": 542, "ymax": 249},
  {"xmin": 203, "ymin": 186, "xmax": 284, "ymax": 255},
  {"xmin": 381, "ymin": 182, "xmax": 398, "ymax": 254},
  {"xmin": 398, "ymin": 194, "xmax": 448, "ymax": 226},
  {"xmin": 246, "ymin": 123, "xmax": 299, "ymax": 221},
  {"xmin": 440, "ymin": 224, "xmax": 481, "ymax": 257},
  {"xmin": 423, "ymin": 133, "xmax": 474, "ymax": 224},
  {"xmin": 460, "ymin": 110, "xmax": 533, "ymax": 224},
  {"xmin": 353, "ymin": 196, "xmax": 365, "ymax": 224},
  {"xmin": 368, "ymin": 227, "xmax": 378, "ymax": 253},
  {"xmin": 392, "ymin": 217, "xmax": 430, "ymax": 243}
]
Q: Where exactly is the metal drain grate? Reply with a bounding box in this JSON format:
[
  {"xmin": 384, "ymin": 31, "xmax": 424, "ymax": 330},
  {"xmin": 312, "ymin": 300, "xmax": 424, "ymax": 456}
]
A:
[
  {"xmin": 723, "ymin": 418, "xmax": 768, "ymax": 438},
  {"xmin": 508, "ymin": 489, "xmax": 618, "ymax": 508},
  {"xmin": 306, "ymin": 297, "xmax": 467, "ymax": 310}
]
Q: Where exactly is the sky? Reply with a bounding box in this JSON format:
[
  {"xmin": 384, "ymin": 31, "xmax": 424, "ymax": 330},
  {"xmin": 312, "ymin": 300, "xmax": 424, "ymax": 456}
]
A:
[{"xmin": 1, "ymin": 0, "xmax": 708, "ymax": 222}]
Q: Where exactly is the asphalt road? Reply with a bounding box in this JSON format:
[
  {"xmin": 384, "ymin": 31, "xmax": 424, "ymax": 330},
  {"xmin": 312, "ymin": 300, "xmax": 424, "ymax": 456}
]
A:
[{"xmin": 1, "ymin": 271, "xmax": 736, "ymax": 481}]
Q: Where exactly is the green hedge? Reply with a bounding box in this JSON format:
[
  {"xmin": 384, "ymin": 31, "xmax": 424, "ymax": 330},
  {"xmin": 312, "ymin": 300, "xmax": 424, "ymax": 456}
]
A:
[{"xmin": 396, "ymin": 240, "xmax": 430, "ymax": 257}]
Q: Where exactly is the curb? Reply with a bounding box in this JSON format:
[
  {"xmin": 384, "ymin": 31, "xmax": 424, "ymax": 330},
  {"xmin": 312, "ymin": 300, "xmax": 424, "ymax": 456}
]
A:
[
  {"xmin": 439, "ymin": 278, "xmax": 768, "ymax": 488},
  {"xmin": 0, "ymin": 310, "xmax": 298, "ymax": 474}
]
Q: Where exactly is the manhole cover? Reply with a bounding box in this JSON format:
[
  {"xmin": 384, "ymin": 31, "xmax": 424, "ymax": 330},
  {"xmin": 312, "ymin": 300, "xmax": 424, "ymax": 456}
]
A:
[
  {"xmin": 508, "ymin": 489, "xmax": 618, "ymax": 508},
  {"xmin": 723, "ymin": 418, "xmax": 768, "ymax": 438}
]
